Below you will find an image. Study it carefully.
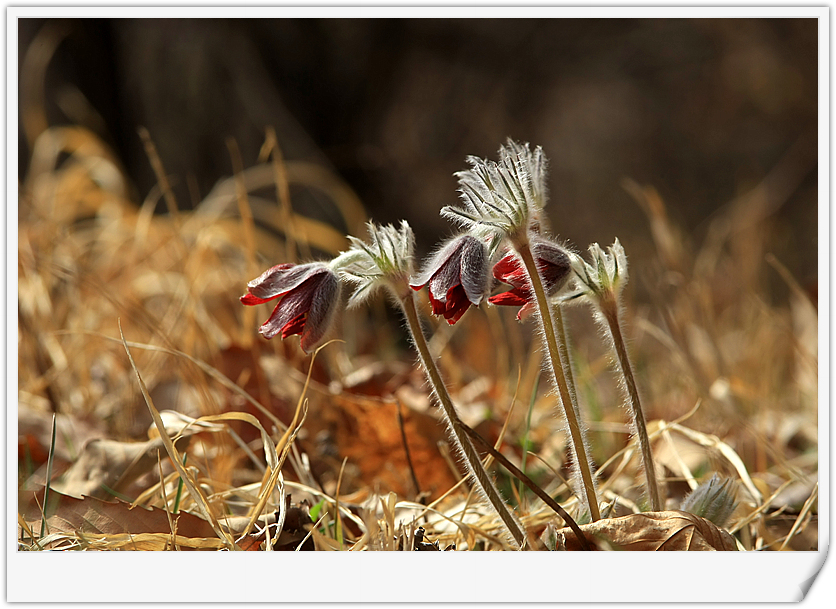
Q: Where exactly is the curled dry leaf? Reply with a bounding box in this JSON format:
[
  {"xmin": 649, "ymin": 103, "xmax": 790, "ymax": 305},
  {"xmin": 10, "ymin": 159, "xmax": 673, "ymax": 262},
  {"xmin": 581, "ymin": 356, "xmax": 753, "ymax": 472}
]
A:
[
  {"xmin": 51, "ymin": 437, "xmax": 179, "ymax": 500},
  {"xmin": 555, "ymin": 510, "xmax": 738, "ymax": 551},
  {"xmin": 48, "ymin": 410, "xmax": 218, "ymax": 501},
  {"xmin": 20, "ymin": 490, "xmax": 221, "ymax": 550},
  {"xmin": 149, "ymin": 410, "xmax": 226, "ymax": 439},
  {"xmin": 51, "ymin": 435, "xmax": 192, "ymax": 500}
]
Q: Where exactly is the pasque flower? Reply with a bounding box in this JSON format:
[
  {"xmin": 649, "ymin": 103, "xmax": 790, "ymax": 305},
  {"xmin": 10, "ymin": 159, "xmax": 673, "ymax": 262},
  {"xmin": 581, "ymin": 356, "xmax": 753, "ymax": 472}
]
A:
[
  {"xmin": 488, "ymin": 241, "xmax": 572, "ymax": 320},
  {"xmin": 442, "ymin": 141, "xmax": 601, "ymax": 521},
  {"xmin": 570, "ymin": 239, "xmax": 628, "ymax": 301},
  {"xmin": 240, "ymin": 262, "xmax": 340, "ymax": 353},
  {"xmin": 680, "ymin": 474, "xmax": 738, "ymax": 528},
  {"xmin": 410, "ymin": 234, "xmax": 490, "ymax": 324}
]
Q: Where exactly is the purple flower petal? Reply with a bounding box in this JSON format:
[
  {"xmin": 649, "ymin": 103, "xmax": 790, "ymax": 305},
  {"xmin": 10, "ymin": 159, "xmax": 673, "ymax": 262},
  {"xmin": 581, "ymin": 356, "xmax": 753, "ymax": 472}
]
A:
[
  {"xmin": 428, "ymin": 246, "xmax": 463, "ymax": 303},
  {"xmin": 259, "ymin": 285, "xmax": 316, "ymax": 340},
  {"xmin": 246, "ymin": 263, "xmax": 329, "ymax": 301},
  {"xmin": 299, "ymin": 271, "xmax": 340, "ymax": 352},
  {"xmin": 410, "ymin": 237, "xmax": 465, "ymax": 291},
  {"xmin": 457, "ymin": 235, "xmax": 489, "ymax": 306}
]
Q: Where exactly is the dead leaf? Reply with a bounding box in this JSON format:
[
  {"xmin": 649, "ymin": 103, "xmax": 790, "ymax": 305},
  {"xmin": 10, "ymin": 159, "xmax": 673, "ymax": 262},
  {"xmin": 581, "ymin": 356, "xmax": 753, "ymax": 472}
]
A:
[
  {"xmin": 20, "ymin": 490, "xmax": 221, "ymax": 550},
  {"xmin": 51, "ymin": 436, "xmax": 189, "ymax": 500},
  {"xmin": 556, "ymin": 510, "xmax": 738, "ymax": 551},
  {"xmin": 48, "ymin": 410, "xmax": 217, "ymax": 500},
  {"xmin": 308, "ymin": 395, "xmax": 459, "ymax": 498}
]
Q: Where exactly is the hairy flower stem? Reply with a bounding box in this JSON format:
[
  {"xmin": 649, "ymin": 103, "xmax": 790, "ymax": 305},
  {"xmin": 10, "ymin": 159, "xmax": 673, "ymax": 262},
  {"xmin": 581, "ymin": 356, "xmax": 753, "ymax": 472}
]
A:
[
  {"xmin": 400, "ymin": 291, "xmax": 526, "ymax": 548},
  {"xmin": 599, "ymin": 295, "xmax": 662, "ymax": 512},
  {"xmin": 553, "ymin": 307, "xmax": 579, "ymax": 417},
  {"xmin": 516, "ymin": 242, "xmax": 601, "ymax": 521}
]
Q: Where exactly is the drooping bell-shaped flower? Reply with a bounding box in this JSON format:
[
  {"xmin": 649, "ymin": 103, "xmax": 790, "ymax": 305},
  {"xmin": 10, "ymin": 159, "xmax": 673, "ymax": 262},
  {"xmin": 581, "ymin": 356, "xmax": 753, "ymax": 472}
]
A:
[
  {"xmin": 488, "ymin": 240, "xmax": 572, "ymax": 320},
  {"xmin": 410, "ymin": 234, "xmax": 490, "ymax": 324},
  {"xmin": 240, "ymin": 262, "xmax": 340, "ymax": 353}
]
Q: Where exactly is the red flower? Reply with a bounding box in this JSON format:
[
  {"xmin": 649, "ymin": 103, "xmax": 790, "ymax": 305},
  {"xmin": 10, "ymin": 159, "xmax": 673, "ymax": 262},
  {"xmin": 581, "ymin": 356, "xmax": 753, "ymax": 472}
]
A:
[
  {"xmin": 410, "ymin": 234, "xmax": 490, "ymax": 325},
  {"xmin": 240, "ymin": 262, "xmax": 340, "ymax": 352},
  {"xmin": 488, "ymin": 242, "xmax": 571, "ymax": 320}
]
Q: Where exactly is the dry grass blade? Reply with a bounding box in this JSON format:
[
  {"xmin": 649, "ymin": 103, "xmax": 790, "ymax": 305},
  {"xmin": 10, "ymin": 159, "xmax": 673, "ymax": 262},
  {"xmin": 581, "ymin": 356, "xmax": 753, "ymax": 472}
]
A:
[
  {"xmin": 119, "ymin": 320, "xmax": 235, "ymax": 549},
  {"xmin": 138, "ymin": 126, "xmax": 180, "ymax": 221},
  {"xmin": 235, "ymin": 418, "xmax": 303, "ymax": 543},
  {"xmin": 64, "ymin": 331, "xmax": 288, "ymax": 436},
  {"xmin": 296, "ymin": 513, "xmax": 328, "ymax": 552},
  {"xmin": 80, "ymin": 532, "xmax": 228, "ymax": 551},
  {"xmin": 259, "ymin": 127, "xmax": 299, "ymax": 261},
  {"xmin": 233, "ymin": 342, "xmax": 333, "ymax": 540},
  {"xmin": 778, "ymin": 483, "xmax": 818, "ymax": 551},
  {"xmin": 669, "ymin": 423, "xmax": 762, "ymax": 505},
  {"xmin": 156, "ymin": 452, "xmax": 178, "ymax": 551}
]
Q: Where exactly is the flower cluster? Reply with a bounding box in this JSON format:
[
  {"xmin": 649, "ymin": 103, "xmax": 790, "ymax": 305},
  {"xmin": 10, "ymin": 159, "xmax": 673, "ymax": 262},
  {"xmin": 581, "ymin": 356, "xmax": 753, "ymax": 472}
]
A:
[
  {"xmin": 240, "ymin": 139, "xmax": 655, "ymax": 533},
  {"xmin": 241, "ymin": 141, "xmax": 580, "ymax": 349}
]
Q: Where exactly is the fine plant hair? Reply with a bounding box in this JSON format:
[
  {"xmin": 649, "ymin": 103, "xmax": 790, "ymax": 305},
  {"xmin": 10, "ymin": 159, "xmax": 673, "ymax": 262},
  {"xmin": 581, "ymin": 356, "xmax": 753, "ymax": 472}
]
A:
[
  {"xmin": 399, "ymin": 290, "xmax": 526, "ymax": 548},
  {"xmin": 545, "ymin": 296, "xmax": 601, "ymax": 520},
  {"xmin": 535, "ymin": 258, "xmax": 600, "ymax": 521},
  {"xmin": 568, "ymin": 240, "xmax": 662, "ymax": 511}
]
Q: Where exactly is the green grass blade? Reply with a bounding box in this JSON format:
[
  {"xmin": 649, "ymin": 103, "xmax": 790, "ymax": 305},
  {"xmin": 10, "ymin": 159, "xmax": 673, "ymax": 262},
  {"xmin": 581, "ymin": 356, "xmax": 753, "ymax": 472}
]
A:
[{"xmin": 39, "ymin": 413, "xmax": 58, "ymax": 541}]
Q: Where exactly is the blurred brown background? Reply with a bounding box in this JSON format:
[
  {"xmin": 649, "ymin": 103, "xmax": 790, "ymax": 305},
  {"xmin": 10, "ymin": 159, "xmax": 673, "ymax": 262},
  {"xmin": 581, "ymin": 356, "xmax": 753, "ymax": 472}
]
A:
[{"xmin": 18, "ymin": 17, "xmax": 819, "ymax": 297}]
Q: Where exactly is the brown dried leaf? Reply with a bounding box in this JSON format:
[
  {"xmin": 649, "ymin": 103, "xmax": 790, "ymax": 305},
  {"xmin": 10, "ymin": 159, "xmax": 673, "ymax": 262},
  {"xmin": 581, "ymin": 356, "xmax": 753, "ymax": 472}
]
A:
[
  {"xmin": 313, "ymin": 395, "xmax": 458, "ymax": 498},
  {"xmin": 557, "ymin": 510, "xmax": 738, "ymax": 551},
  {"xmin": 21, "ymin": 491, "xmax": 219, "ymax": 543},
  {"xmin": 51, "ymin": 436, "xmax": 190, "ymax": 500}
]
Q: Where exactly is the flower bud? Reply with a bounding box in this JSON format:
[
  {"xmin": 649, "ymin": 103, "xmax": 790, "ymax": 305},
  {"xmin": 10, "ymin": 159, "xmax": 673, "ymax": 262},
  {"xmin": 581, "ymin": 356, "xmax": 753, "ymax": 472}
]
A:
[{"xmin": 680, "ymin": 474, "xmax": 738, "ymax": 528}]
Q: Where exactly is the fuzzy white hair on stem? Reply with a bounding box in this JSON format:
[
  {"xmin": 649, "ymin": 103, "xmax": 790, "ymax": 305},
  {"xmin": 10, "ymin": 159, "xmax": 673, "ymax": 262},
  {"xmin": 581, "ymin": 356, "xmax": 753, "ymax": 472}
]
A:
[{"xmin": 569, "ymin": 239, "xmax": 663, "ymax": 511}]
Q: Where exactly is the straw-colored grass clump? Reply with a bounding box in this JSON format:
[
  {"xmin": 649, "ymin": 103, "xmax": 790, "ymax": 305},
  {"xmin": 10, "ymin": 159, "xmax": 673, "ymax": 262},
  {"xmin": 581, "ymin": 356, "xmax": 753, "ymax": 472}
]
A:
[{"xmin": 18, "ymin": 86, "xmax": 816, "ymax": 552}]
